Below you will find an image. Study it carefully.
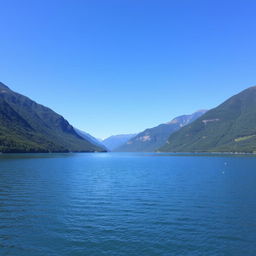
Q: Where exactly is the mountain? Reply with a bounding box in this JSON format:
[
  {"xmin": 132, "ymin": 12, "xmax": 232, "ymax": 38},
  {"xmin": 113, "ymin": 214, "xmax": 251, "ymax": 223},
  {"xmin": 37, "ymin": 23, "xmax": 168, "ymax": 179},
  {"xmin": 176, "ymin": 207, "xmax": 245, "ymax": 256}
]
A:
[
  {"xmin": 0, "ymin": 82, "xmax": 106, "ymax": 153},
  {"xmin": 116, "ymin": 110, "xmax": 207, "ymax": 152},
  {"xmin": 159, "ymin": 86, "xmax": 256, "ymax": 153},
  {"xmin": 102, "ymin": 134, "xmax": 137, "ymax": 151},
  {"xmin": 74, "ymin": 128, "xmax": 107, "ymax": 151}
]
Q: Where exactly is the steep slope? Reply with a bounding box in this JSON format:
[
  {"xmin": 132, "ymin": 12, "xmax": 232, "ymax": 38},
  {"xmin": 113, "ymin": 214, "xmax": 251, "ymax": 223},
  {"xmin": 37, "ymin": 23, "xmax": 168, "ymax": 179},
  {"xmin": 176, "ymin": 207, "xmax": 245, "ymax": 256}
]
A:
[
  {"xmin": 0, "ymin": 82, "xmax": 105, "ymax": 153},
  {"xmin": 159, "ymin": 86, "xmax": 256, "ymax": 153},
  {"xmin": 116, "ymin": 110, "xmax": 207, "ymax": 152},
  {"xmin": 74, "ymin": 128, "xmax": 107, "ymax": 151},
  {"xmin": 102, "ymin": 134, "xmax": 137, "ymax": 151}
]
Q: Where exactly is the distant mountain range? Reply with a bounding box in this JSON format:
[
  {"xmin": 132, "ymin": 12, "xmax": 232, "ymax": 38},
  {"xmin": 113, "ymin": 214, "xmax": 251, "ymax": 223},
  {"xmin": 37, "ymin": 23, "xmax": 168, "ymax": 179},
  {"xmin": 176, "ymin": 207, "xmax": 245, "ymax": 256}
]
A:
[
  {"xmin": 116, "ymin": 110, "xmax": 207, "ymax": 152},
  {"xmin": 0, "ymin": 82, "xmax": 106, "ymax": 153},
  {"xmin": 102, "ymin": 134, "xmax": 137, "ymax": 151},
  {"xmin": 1, "ymin": 81, "xmax": 256, "ymax": 154},
  {"xmin": 159, "ymin": 86, "xmax": 256, "ymax": 153},
  {"xmin": 74, "ymin": 128, "xmax": 107, "ymax": 151}
]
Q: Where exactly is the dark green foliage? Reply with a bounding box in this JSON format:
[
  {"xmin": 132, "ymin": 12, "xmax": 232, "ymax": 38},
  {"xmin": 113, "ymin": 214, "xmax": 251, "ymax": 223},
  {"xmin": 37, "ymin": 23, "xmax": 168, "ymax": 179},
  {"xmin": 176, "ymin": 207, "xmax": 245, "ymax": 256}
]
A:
[
  {"xmin": 159, "ymin": 86, "xmax": 256, "ymax": 153},
  {"xmin": 0, "ymin": 82, "xmax": 105, "ymax": 153},
  {"xmin": 116, "ymin": 110, "xmax": 207, "ymax": 152}
]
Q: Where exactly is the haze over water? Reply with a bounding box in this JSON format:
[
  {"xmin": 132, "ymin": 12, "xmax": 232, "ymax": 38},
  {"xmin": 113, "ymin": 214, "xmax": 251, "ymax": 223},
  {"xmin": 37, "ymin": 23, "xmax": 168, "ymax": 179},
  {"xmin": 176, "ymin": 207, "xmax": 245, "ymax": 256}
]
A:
[{"xmin": 0, "ymin": 153, "xmax": 255, "ymax": 256}]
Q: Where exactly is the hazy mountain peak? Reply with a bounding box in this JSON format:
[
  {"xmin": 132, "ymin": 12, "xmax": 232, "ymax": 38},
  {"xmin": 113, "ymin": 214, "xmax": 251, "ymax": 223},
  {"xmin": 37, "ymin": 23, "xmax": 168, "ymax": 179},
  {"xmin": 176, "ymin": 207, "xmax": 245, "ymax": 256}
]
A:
[
  {"xmin": 102, "ymin": 134, "xmax": 137, "ymax": 151},
  {"xmin": 74, "ymin": 128, "xmax": 107, "ymax": 151},
  {"xmin": 116, "ymin": 110, "xmax": 207, "ymax": 152},
  {"xmin": 0, "ymin": 82, "xmax": 10, "ymax": 91},
  {"xmin": 166, "ymin": 110, "xmax": 207, "ymax": 125},
  {"xmin": 159, "ymin": 86, "xmax": 256, "ymax": 153}
]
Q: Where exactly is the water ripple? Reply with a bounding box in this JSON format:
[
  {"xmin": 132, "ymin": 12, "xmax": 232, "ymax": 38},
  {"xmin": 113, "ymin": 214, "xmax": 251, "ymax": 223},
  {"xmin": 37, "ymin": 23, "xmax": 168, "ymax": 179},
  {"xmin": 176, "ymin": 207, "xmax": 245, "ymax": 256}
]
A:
[{"xmin": 0, "ymin": 153, "xmax": 256, "ymax": 256}]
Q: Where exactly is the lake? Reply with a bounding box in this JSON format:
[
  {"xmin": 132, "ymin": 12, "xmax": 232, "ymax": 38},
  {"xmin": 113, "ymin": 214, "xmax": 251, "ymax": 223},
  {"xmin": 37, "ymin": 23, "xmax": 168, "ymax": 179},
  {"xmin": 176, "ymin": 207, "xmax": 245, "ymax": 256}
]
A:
[{"xmin": 0, "ymin": 153, "xmax": 256, "ymax": 256}]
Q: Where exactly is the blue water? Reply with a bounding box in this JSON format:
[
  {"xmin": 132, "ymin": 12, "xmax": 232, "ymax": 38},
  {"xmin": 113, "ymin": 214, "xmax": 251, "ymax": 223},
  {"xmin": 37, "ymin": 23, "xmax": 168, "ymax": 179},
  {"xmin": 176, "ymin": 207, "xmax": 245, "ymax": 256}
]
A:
[{"xmin": 0, "ymin": 153, "xmax": 256, "ymax": 256}]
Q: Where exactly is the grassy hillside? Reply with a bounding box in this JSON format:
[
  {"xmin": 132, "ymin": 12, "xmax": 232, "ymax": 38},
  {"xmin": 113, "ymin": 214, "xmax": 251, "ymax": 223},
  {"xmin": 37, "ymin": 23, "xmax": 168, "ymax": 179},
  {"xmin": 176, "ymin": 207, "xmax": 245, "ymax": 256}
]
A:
[
  {"xmin": 0, "ymin": 82, "xmax": 105, "ymax": 153},
  {"xmin": 159, "ymin": 86, "xmax": 256, "ymax": 153}
]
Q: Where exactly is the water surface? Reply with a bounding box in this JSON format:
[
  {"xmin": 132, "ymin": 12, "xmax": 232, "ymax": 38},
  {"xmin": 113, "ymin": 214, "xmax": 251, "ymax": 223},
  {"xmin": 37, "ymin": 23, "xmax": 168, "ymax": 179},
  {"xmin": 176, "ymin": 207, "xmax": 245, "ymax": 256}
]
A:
[{"xmin": 0, "ymin": 153, "xmax": 256, "ymax": 256}]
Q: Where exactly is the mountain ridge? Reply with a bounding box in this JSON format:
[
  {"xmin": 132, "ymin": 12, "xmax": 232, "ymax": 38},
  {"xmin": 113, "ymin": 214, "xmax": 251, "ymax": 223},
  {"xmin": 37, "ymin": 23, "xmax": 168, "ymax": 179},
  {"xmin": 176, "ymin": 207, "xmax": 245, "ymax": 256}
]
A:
[
  {"xmin": 74, "ymin": 128, "xmax": 107, "ymax": 151},
  {"xmin": 159, "ymin": 86, "xmax": 256, "ymax": 153},
  {"xmin": 0, "ymin": 82, "xmax": 106, "ymax": 153},
  {"xmin": 102, "ymin": 134, "xmax": 137, "ymax": 151},
  {"xmin": 116, "ymin": 110, "xmax": 207, "ymax": 152}
]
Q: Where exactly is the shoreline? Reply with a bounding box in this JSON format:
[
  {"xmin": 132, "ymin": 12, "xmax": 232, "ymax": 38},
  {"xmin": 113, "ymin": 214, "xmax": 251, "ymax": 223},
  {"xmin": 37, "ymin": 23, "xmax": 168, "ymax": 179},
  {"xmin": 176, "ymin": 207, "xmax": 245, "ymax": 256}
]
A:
[{"xmin": 0, "ymin": 151, "xmax": 255, "ymax": 156}]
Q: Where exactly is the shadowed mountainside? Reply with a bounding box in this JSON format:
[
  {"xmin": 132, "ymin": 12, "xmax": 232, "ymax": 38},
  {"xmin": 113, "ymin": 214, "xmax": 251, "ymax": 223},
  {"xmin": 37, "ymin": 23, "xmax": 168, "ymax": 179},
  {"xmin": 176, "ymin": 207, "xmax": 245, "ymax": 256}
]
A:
[{"xmin": 0, "ymin": 82, "xmax": 106, "ymax": 153}]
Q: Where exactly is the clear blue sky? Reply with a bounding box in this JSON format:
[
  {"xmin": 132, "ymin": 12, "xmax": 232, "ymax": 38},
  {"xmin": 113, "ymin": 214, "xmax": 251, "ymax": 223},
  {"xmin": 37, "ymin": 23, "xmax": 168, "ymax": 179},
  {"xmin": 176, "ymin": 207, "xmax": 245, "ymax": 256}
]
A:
[{"xmin": 1, "ymin": 0, "xmax": 256, "ymax": 139}]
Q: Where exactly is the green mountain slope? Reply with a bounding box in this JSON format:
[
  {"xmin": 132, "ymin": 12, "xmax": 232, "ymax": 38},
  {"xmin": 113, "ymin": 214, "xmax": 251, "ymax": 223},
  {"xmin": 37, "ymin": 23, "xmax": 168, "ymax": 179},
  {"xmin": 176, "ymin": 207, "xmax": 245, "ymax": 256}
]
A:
[
  {"xmin": 159, "ymin": 86, "xmax": 256, "ymax": 153},
  {"xmin": 0, "ymin": 82, "xmax": 105, "ymax": 153},
  {"xmin": 116, "ymin": 110, "xmax": 207, "ymax": 152}
]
